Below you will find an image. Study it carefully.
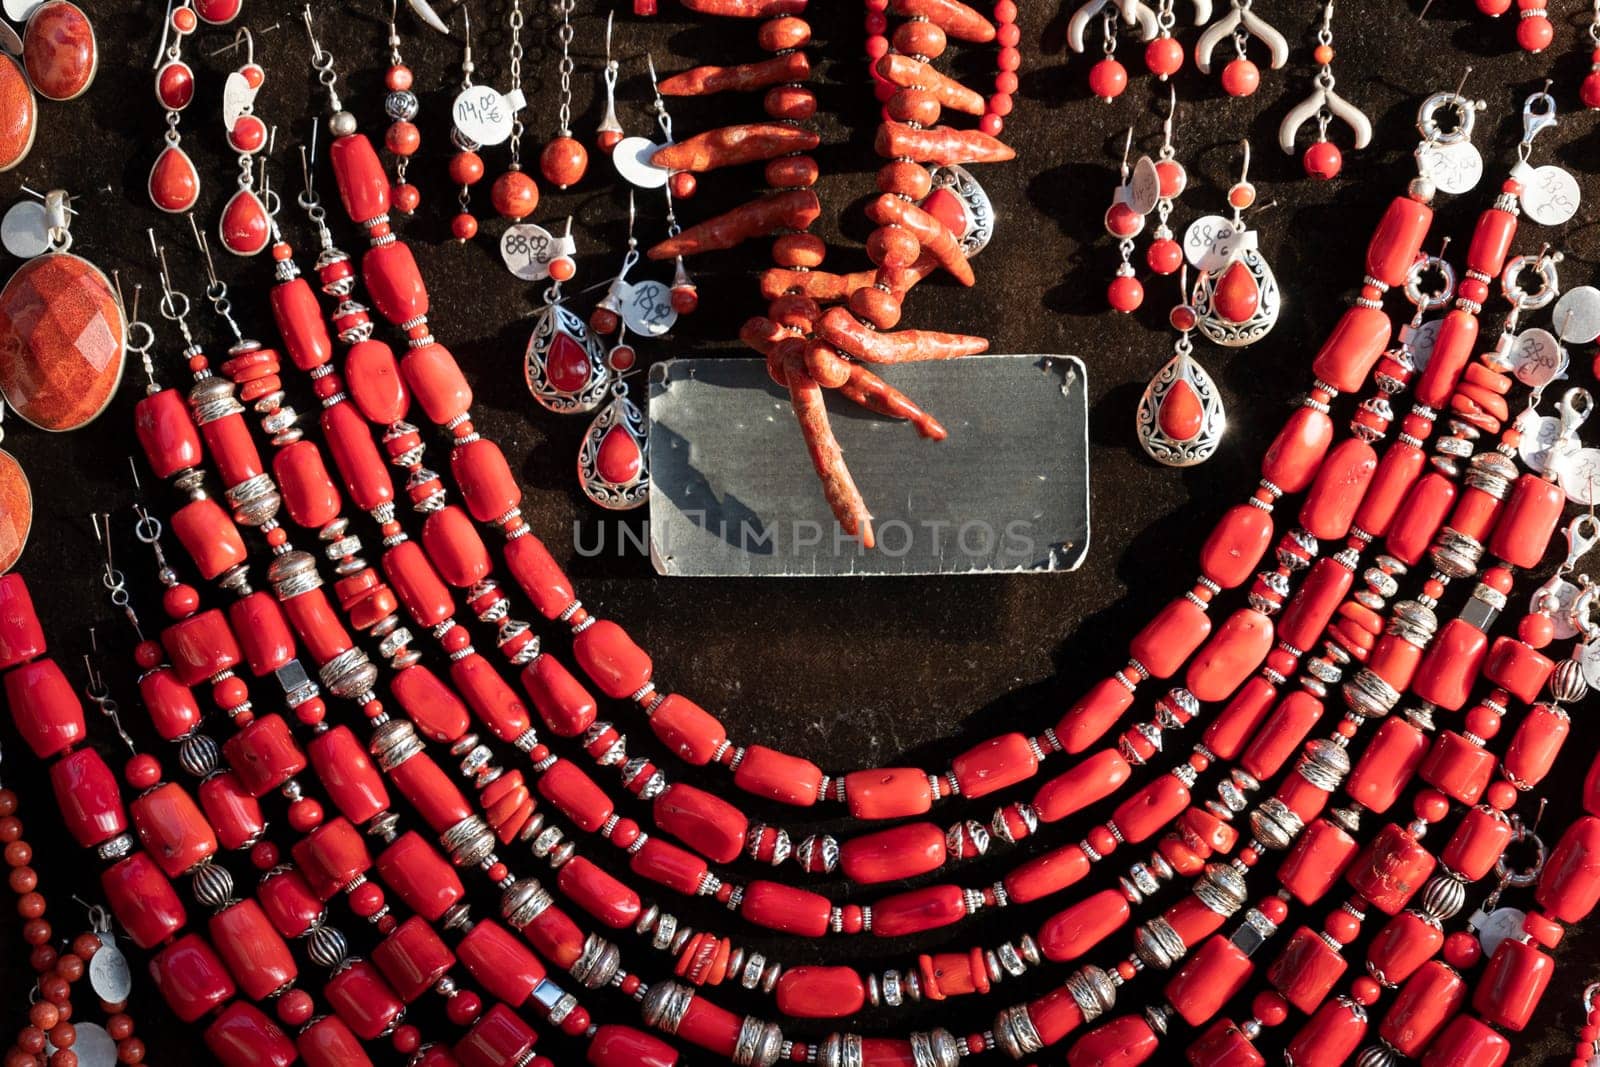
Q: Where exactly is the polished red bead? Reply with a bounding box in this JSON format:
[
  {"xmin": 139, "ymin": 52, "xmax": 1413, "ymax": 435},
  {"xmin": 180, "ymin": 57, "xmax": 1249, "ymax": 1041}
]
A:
[
  {"xmin": 389, "ymin": 750, "xmax": 473, "ymax": 831},
  {"xmin": 1367, "ymin": 910, "xmax": 1444, "ymax": 987},
  {"xmin": 1348, "ymin": 823, "xmax": 1435, "ymax": 915},
  {"xmin": 257, "ymin": 868, "xmax": 324, "ymax": 939},
  {"xmin": 1067, "ymin": 1015, "xmax": 1157, "ymax": 1067},
  {"xmin": 324, "ymin": 960, "xmax": 405, "ymax": 1039},
  {"xmin": 840, "ymin": 822, "xmax": 946, "ymax": 884},
  {"xmin": 7, "ymin": 657, "xmax": 86, "ymax": 757},
  {"xmin": 1442, "ymin": 806, "xmax": 1514, "ymax": 882},
  {"xmin": 48, "ymin": 746, "xmax": 124, "ymax": 847},
  {"xmin": 1535, "ymin": 815, "xmax": 1600, "ymax": 923},
  {"xmin": 1346, "ymin": 718, "xmax": 1428, "ymax": 813},
  {"xmin": 1380, "ymin": 959, "xmax": 1465, "ymax": 1055},
  {"xmin": 1186, "ymin": 1021, "xmax": 1263, "ymax": 1067},
  {"xmin": 1166, "ymin": 934, "xmax": 1253, "ymax": 1025},
  {"xmin": 198, "ymin": 771, "xmax": 267, "ymax": 850},
  {"xmin": 1367, "ymin": 196, "xmax": 1433, "ymax": 286},
  {"xmin": 296, "ymin": 1016, "xmax": 373, "ymax": 1067},
  {"xmin": 587, "ymin": 1025, "xmax": 678, "ymax": 1066},
  {"xmin": 1035, "ymin": 749, "xmax": 1131, "ymax": 823},
  {"xmin": 452, "ymin": 438, "xmax": 520, "ymax": 523},
  {"xmin": 1386, "ymin": 471, "xmax": 1457, "ymax": 566},
  {"xmin": 372, "ymin": 916, "xmax": 456, "ymax": 1002},
  {"xmin": 1285, "ymin": 997, "xmax": 1367, "ymax": 1067},
  {"xmin": 533, "ymin": 758, "xmax": 611, "ymax": 832},
  {"xmin": 779, "ymin": 967, "xmax": 870, "ymax": 1022},
  {"xmin": 1269, "ymin": 925, "xmax": 1347, "ymax": 1013},
  {"xmin": 1414, "ymin": 618, "xmax": 1490, "ymax": 711},
  {"xmin": 454, "ymin": 1003, "xmax": 537, "ymax": 1067},
  {"xmin": 457, "ymin": 919, "xmax": 548, "ymax": 1005},
  {"xmin": 653, "ymin": 783, "xmax": 746, "ymax": 864},
  {"xmin": 1310, "ymin": 304, "xmax": 1392, "ymax": 394},
  {"xmin": 390, "ymin": 663, "xmax": 471, "ymax": 743},
  {"xmin": 270, "ymin": 276, "xmax": 332, "ymax": 371},
  {"xmin": 203, "ymin": 1003, "xmax": 296, "ymax": 1067},
  {"xmin": 623, "ymin": 837, "xmax": 702, "ymax": 896},
  {"xmin": 741, "ymin": 880, "xmax": 832, "ymax": 937},
  {"xmin": 521, "ymin": 653, "xmax": 597, "ymax": 737},
  {"xmin": 344, "ymin": 338, "xmax": 409, "ymax": 423},
  {"xmin": 134, "ymin": 388, "xmax": 204, "ymax": 478},
  {"xmin": 504, "ymin": 534, "xmax": 574, "ymax": 619},
  {"xmin": 1243, "ymin": 689, "xmax": 1326, "ymax": 781},
  {"xmin": 422, "ymin": 506, "xmax": 490, "ymax": 587},
  {"xmin": 1199, "ymin": 504, "xmax": 1274, "ymax": 589},
  {"xmin": 100, "ymin": 852, "xmax": 186, "ymax": 949},
  {"xmin": 274, "ymin": 440, "xmax": 341, "ymax": 529},
  {"xmin": 573, "ymin": 619, "xmax": 653, "ymax": 698},
  {"xmin": 1300, "ymin": 439, "xmax": 1377, "ymax": 540},
  {"xmin": 376, "ymin": 832, "xmax": 464, "ymax": 921},
  {"xmin": 1111, "ymin": 774, "xmax": 1188, "ymax": 842},
  {"xmin": 228, "ymin": 592, "xmax": 295, "ymax": 676},
  {"xmin": 1472, "ymin": 937, "xmax": 1551, "ymax": 1031},
  {"xmin": 1129, "ymin": 596, "xmax": 1211, "ymax": 679},
  {"xmin": 1186, "ymin": 608, "xmax": 1273, "ymax": 703},
  {"xmin": 330, "ymin": 133, "xmax": 390, "ymax": 224},
  {"xmin": 1420, "ymin": 1015, "xmax": 1509, "ymax": 1067},
  {"xmin": 1277, "ymin": 817, "xmax": 1358, "ymax": 905},
  {"xmin": 733, "ymin": 744, "xmax": 824, "ymax": 806},
  {"xmin": 557, "ymin": 855, "xmax": 641, "ymax": 928},
  {"xmin": 1262, "ymin": 406, "xmax": 1334, "ymax": 493},
  {"xmin": 224, "ymin": 714, "xmax": 307, "ymax": 796},
  {"xmin": 401, "ymin": 342, "xmax": 472, "ymax": 425},
  {"xmin": 1483, "ymin": 636, "xmax": 1554, "ymax": 705},
  {"xmin": 844, "ymin": 767, "xmax": 933, "ymax": 819},
  {"xmin": 0, "ymin": 574, "xmax": 45, "ymax": 669},
  {"xmin": 307, "ymin": 725, "xmax": 390, "ymax": 825},
  {"xmin": 162, "ymin": 608, "xmax": 244, "ymax": 685},
  {"xmin": 1279, "ymin": 557, "xmax": 1355, "ymax": 653},
  {"xmin": 452, "ymin": 651, "xmax": 532, "ymax": 742},
  {"xmin": 209, "ymin": 899, "xmax": 297, "ymax": 1000},
  {"xmin": 1419, "ymin": 730, "xmax": 1497, "ymax": 805},
  {"xmin": 1056, "ymin": 677, "xmax": 1136, "ymax": 754},
  {"xmin": 1355, "ymin": 440, "xmax": 1426, "ymax": 538},
  {"xmin": 1415, "ymin": 309, "xmax": 1481, "ymax": 409},
  {"xmin": 951, "ymin": 732, "xmax": 1039, "ymax": 798},
  {"xmin": 298, "ymin": 817, "xmax": 372, "ymax": 892},
  {"xmin": 1490, "ymin": 474, "xmax": 1564, "ymax": 562},
  {"xmin": 1202, "ymin": 677, "xmax": 1278, "ymax": 760},
  {"xmin": 130, "ymin": 780, "xmax": 218, "ymax": 877},
  {"xmin": 150, "ymin": 934, "xmax": 238, "ymax": 1022},
  {"xmin": 1039, "ymin": 889, "xmax": 1129, "ymax": 962},
  {"xmin": 1004, "ymin": 843, "xmax": 1090, "ymax": 903},
  {"xmin": 322, "ymin": 400, "xmax": 394, "ymax": 511},
  {"xmin": 873, "ymin": 884, "xmax": 967, "ymax": 937}
]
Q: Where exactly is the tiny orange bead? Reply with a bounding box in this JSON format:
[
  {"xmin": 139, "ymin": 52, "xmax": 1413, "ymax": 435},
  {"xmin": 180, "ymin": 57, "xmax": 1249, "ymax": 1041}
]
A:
[
  {"xmin": 548, "ymin": 257, "xmax": 576, "ymax": 282},
  {"xmin": 1313, "ymin": 44, "xmax": 1334, "ymax": 64}
]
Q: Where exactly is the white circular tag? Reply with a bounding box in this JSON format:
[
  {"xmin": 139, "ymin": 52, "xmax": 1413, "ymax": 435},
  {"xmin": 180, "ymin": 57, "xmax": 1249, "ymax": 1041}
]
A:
[
  {"xmin": 612, "ymin": 136, "xmax": 670, "ymax": 189},
  {"xmin": 1129, "ymin": 156, "xmax": 1160, "ymax": 215},
  {"xmin": 1554, "ymin": 286, "xmax": 1600, "ymax": 344},
  {"xmin": 500, "ymin": 223, "xmax": 561, "ymax": 280},
  {"xmin": 221, "ymin": 70, "xmax": 258, "ymax": 133},
  {"xmin": 1532, "ymin": 576, "xmax": 1581, "ymax": 640},
  {"xmin": 1510, "ymin": 327, "xmax": 1565, "ymax": 388},
  {"xmin": 1405, "ymin": 318, "xmax": 1442, "ymax": 373},
  {"xmin": 452, "ymin": 84, "xmax": 515, "ymax": 146},
  {"xmin": 88, "ymin": 935, "xmax": 132, "ymax": 1003},
  {"xmin": 1475, "ymin": 906, "xmax": 1526, "ymax": 956},
  {"xmin": 3, "ymin": 0, "xmax": 42, "ymax": 20},
  {"xmin": 1, "ymin": 200, "xmax": 49, "ymax": 259},
  {"xmin": 1518, "ymin": 413, "xmax": 1562, "ymax": 474},
  {"xmin": 1183, "ymin": 215, "xmax": 1234, "ymax": 272},
  {"xmin": 620, "ymin": 279, "xmax": 677, "ymax": 337},
  {"xmin": 65, "ymin": 1022, "xmax": 115, "ymax": 1067},
  {"xmin": 1416, "ymin": 141, "xmax": 1483, "ymax": 196},
  {"xmin": 1559, "ymin": 446, "xmax": 1600, "ymax": 506},
  {"xmin": 1521, "ymin": 165, "xmax": 1581, "ymax": 227}
]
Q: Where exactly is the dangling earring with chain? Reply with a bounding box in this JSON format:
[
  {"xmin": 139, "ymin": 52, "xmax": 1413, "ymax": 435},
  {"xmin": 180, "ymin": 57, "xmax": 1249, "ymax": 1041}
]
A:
[
  {"xmin": 540, "ymin": 0, "xmax": 588, "ymax": 190},
  {"xmin": 216, "ymin": 27, "xmax": 271, "ymax": 256},
  {"xmin": 579, "ymin": 323, "xmax": 649, "ymax": 511},
  {"xmin": 595, "ymin": 12, "xmax": 625, "ymax": 155},
  {"xmin": 447, "ymin": 11, "xmax": 485, "ymax": 241},
  {"xmin": 490, "ymin": 0, "xmax": 539, "ymax": 220},
  {"xmin": 1105, "ymin": 128, "xmax": 1145, "ymax": 313},
  {"xmin": 1278, "ymin": 0, "xmax": 1371, "ymax": 181},
  {"xmin": 1143, "ymin": 89, "xmax": 1186, "ymax": 277},
  {"xmin": 381, "ymin": 0, "xmax": 421, "ymax": 215},
  {"xmin": 525, "ymin": 217, "xmax": 609, "ymax": 415},
  {"xmin": 150, "ymin": 0, "xmax": 202, "ymax": 213}
]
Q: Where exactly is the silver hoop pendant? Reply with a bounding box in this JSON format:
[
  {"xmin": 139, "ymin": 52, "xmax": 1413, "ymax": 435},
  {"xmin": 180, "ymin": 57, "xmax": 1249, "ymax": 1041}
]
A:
[
  {"xmin": 578, "ymin": 390, "xmax": 649, "ymax": 510},
  {"xmin": 1137, "ymin": 347, "xmax": 1225, "ymax": 467},
  {"xmin": 525, "ymin": 301, "xmax": 610, "ymax": 414},
  {"xmin": 1191, "ymin": 231, "xmax": 1279, "ymax": 348}
]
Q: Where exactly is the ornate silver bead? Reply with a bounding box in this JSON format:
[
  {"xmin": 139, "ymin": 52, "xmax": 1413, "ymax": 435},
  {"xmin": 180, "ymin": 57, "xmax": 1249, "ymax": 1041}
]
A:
[
  {"xmin": 992, "ymin": 1004, "xmax": 1043, "ymax": 1059},
  {"xmin": 305, "ymin": 925, "xmax": 349, "ymax": 968},
  {"xmin": 732, "ymin": 1017, "xmax": 783, "ymax": 1066},
  {"xmin": 191, "ymin": 861, "xmax": 235, "ymax": 908},
  {"xmin": 570, "ymin": 934, "xmax": 621, "ymax": 988}
]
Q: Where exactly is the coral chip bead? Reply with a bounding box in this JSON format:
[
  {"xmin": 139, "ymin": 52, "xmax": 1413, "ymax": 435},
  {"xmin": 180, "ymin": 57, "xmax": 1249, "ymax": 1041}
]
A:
[
  {"xmin": 1303, "ymin": 141, "xmax": 1342, "ymax": 180},
  {"xmin": 490, "ymin": 170, "xmax": 538, "ymax": 220},
  {"xmin": 1220, "ymin": 58, "xmax": 1260, "ymax": 97},
  {"xmin": 540, "ymin": 135, "xmax": 588, "ymax": 189},
  {"xmin": 449, "ymin": 151, "xmax": 485, "ymax": 186},
  {"xmin": 1087, "ymin": 58, "xmax": 1127, "ymax": 101},
  {"xmin": 1107, "ymin": 274, "xmax": 1143, "ymax": 313}
]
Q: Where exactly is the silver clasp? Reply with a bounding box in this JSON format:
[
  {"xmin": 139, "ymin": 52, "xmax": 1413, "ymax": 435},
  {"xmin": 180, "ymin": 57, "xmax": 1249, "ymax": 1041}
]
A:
[{"xmin": 1522, "ymin": 90, "xmax": 1558, "ymax": 151}]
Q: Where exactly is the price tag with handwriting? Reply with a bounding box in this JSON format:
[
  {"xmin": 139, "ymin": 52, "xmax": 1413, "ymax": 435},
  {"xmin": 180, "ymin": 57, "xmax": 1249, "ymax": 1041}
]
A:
[
  {"xmin": 453, "ymin": 85, "xmax": 518, "ymax": 146},
  {"xmin": 621, "ymin": 279, "xmax": 676, "ymax": 337}
]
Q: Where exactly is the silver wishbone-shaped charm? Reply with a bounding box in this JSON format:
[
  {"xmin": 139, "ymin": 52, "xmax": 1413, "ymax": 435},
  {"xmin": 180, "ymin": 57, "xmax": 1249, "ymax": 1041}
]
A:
[
  {"xmin": 1279, "ymin": 76, "xmax": 1373, "ymax": 154},
  {"xmin": 1067, "ymin": 0, "xmax": 1155, "ymax": 50},
  {"xmin": 1195, "ymin": 0, "xmax": 1289, "ymax": 73}
]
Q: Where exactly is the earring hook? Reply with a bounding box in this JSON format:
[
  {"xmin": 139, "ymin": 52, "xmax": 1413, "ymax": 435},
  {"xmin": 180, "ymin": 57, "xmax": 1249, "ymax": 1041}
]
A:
[
  {"xmin": 1162, "ymin": 87, "xmax": 1176, "ymax": 149},
  {"xmin": 1237, "ymin": 139, "xmax": 1251, "ymax": 185}
]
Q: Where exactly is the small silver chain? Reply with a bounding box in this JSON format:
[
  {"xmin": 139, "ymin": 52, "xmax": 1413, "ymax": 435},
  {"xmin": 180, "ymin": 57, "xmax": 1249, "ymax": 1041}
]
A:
[
  {"xmin": 509, "ymin": 0, "xmax": 525, "ymax": 164},
  {"xmin": 556, "ymin": 0, "xmax": 576, "ymax": 136}
]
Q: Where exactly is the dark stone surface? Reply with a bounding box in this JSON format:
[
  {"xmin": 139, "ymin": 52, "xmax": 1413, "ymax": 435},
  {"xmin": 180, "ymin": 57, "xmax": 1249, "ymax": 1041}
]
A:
[{"xmin": 1, "ymin": 0, "xmax": 1597, "ymax": 1061}]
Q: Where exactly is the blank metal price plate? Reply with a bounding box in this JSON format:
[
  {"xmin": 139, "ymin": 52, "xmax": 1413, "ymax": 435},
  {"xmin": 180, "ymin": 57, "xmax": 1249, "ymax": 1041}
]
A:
[{"xmin": 643, "ymin": 354, "xmax": 1090, "ymax": 577}]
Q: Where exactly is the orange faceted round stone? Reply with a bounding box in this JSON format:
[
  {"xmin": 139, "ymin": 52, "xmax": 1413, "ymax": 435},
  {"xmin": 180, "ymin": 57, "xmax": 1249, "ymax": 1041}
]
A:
[
  {"xmin": 0, "ymin": 253, "xmax": 126, "ymax": 430},
  {"xmin": 0, "ymin": 450, "xmax": 30, "ymax": 572}
]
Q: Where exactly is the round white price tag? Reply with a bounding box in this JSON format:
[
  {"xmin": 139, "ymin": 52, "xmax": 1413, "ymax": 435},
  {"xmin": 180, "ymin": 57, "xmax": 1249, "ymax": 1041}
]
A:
[
  {"xmin": 1554, "ymin": 286, "xmax": 1600, "ymax": 344},
  {"xmin": 500, "ymin": 223, "xmax": 561, "ymax": 281},
  {"xmin": 1521, "ymin": 164, "xmax": 1580, "ymax": 227},
  {"xmin": 1509, "ymin": 327, "xmax": 1565, "ymax": 389},
  {"xmin": 1182, "ymin": 215, "xmax": 1233, "ymax": 272},
  {"xmin": 620, "ymin": 279, "xmax": 677, "ymax": 337},
  {"xmin": 1416, "ymin": 140, "xmax": 1482, "ymax": 196},
  {"xmin": 1532, "ymin": 576, "xmax": 1581, "ymax": 640},
  {"xmin": 1, "ymin": 200, "xmax": 49, "ymax": 259},
  {"xmin": 1405, "ymin": 318, "xmax": 1441, "ymax": 373},
  {"xmin": 1129, "ymin": 156, "xmax": 1160, "ymax": 215},
  {"xmin": 88, "ymin": 935, "xmax": 131, "ymax": 1004},
  {"xmin": 1558, "ymin": 446, "xmax": 1600, "ymax": 506},
  {"xmin": 1518, "ymin": 414, "xmax": 1561, "ymax": 474},
  {"xmin": 452, "ymin": 84, "xmax": 515, "ymax": 146},
  {"xmin": 612, "ymin": 136, "xmax": 669, "ymax": 189}
]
